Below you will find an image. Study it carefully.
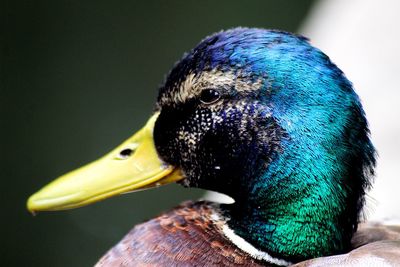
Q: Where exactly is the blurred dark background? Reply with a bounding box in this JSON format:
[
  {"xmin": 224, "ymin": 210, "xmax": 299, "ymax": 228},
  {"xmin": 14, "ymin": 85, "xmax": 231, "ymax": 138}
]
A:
[{"xmin": 2, "ymin": 1, "xmax": 315, "ymax": 266}]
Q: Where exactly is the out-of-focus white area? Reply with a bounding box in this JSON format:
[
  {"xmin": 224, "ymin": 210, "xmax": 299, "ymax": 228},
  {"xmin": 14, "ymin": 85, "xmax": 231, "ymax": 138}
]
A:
[
  {"xmin": 205, "ymin": 0, "xmax": 400, "ymax": 222},
  {"xmin": 301, "ymin": 0, "xmax": 400, "ymax": 221}
]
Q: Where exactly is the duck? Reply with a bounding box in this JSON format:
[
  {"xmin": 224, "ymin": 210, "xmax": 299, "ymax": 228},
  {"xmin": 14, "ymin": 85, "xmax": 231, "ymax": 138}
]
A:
[{"xmin": 27, "ymin": 28, "xmax": 400, "ymax": 266}]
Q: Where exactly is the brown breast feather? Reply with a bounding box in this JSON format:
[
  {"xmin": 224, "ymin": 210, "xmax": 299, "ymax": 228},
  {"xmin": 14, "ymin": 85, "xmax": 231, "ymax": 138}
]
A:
[
  {"xmin": 95, "ymin": 201, "xmax": 266, "ymax": 267},
  {"xmin": 95, "ymin": 200, "xmax": 400, "ymax": 267}
]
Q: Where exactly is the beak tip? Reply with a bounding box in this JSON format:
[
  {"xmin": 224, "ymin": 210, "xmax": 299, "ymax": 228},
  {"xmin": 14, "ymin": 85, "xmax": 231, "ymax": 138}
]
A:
[
  {"xmin": 27, "ymin": 193, "xmax": 40, "ymax": 213},
  {"xmin": 26, "ymin": 190, "xmax": 84, "ymax": 212}
]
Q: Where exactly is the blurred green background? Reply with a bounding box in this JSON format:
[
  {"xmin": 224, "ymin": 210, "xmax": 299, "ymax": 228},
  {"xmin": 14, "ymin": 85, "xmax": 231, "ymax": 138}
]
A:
[{"xmin": 2, "ymin": 1, "xmax": 315, "ymax": 266}]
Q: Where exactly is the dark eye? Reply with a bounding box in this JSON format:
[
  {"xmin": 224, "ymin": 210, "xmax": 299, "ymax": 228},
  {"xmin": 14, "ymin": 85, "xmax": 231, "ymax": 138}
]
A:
[{"xmin": 200, "ymin": 89, "xmax": 221, "ymax": 104}]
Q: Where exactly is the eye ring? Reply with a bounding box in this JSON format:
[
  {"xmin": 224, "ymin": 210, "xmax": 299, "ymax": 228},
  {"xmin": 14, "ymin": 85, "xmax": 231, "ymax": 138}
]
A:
[{"xmin": 199, "ymin": 89, "xmax": 221, "ymax": 105}]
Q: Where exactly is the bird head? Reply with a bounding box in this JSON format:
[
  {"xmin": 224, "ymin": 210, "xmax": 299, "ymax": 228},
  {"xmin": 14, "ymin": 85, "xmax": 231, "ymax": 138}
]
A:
[
  {"xmin": 154, "ymin": 28, "xmax": 375, "ymax": 209},
  {"xmin": 27, "ymin": 28, "xmax": 376, "ymax": 260}
]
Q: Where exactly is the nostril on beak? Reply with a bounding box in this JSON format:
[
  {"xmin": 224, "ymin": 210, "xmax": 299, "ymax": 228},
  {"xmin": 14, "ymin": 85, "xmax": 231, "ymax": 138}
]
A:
[{"xmin": 118, "ymin": 148, "xmax": 134, "ymax": 159}]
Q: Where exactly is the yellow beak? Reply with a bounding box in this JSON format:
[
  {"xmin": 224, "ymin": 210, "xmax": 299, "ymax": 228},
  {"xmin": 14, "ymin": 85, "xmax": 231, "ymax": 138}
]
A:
[{"xmin": 27, "ymin": 112, "xmax": 184, "ymax": 212}]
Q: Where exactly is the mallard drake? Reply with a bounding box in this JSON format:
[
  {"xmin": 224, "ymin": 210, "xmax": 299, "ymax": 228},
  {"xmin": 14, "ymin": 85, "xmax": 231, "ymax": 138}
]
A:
[{"xmin": 27, "ymin": 28, "xmax": 400, "ymax": 266}]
